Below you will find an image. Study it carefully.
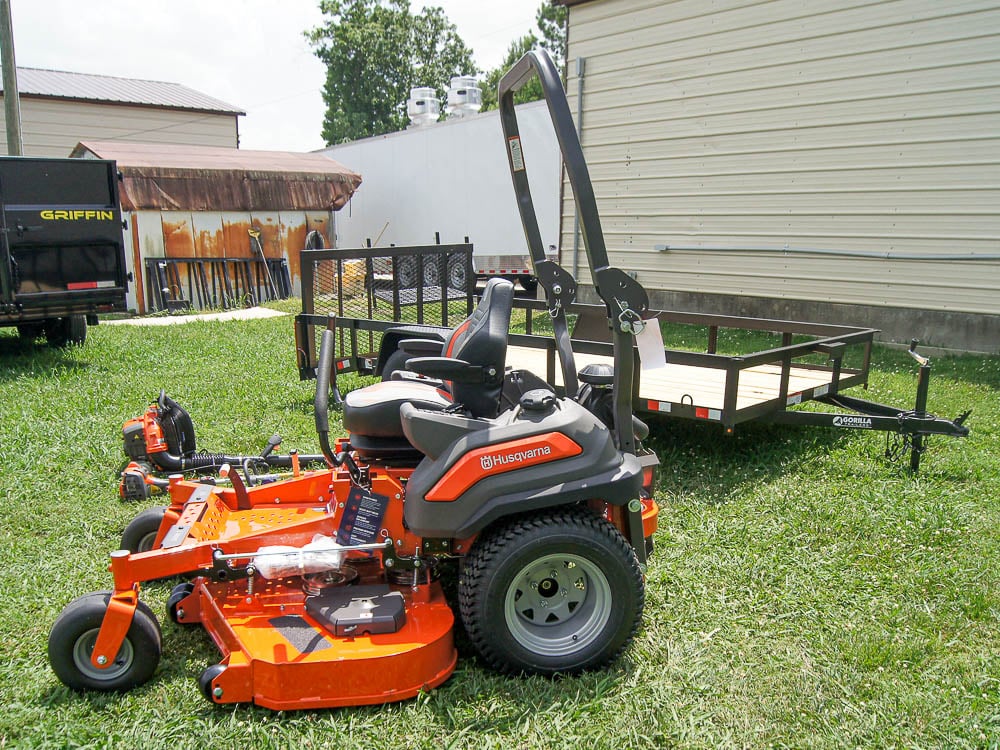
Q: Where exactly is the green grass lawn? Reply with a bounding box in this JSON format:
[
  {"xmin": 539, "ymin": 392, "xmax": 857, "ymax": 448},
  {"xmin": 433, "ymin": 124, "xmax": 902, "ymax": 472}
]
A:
[{"xmin": 0, "ymin": 313, "xmax": 997, "ymax": 749}]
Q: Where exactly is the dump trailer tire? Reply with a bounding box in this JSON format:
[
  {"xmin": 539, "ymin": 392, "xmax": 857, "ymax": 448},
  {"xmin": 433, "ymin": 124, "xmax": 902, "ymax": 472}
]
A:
[
  {"xmin": 44, "ymin": 315, "xmax": 87, "ymax": 347},
  {"xmin": 459, "ymin": 507, "xmax": 644, "ymax": 675},
  {"xmin": 120, "ymin": 506, "xmax": 168, "ymax": 553},
  {"xmin": 48, "ymin": 592, "xmax": 161, "ymax": 692}
]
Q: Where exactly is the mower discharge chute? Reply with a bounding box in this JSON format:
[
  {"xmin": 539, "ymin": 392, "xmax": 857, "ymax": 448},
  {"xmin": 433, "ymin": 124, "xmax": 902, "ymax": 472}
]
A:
[{"xmin": 47, "ymin": 49, "xmax": 661, "ymax": 710}]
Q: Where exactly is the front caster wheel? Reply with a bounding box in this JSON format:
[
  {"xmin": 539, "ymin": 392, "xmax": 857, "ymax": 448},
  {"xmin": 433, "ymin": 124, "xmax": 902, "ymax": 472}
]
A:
[
  {"xmin": 199, "ymin": 663, "xmax": 227, "ymax": 702},
  {"xmin": 120, "ymin": 506, "xmax": 167, "ymax": 553},
  {"xmin": 459, "ymin": 507, "xmax": 644, "ymax": 675},
  {"xmin": 48, "ymin": 592, "xmax": 161, "ymax": 692},
  {"xmin": 167, "ymin": 582, "xmax": 196, "ymax": 625}
]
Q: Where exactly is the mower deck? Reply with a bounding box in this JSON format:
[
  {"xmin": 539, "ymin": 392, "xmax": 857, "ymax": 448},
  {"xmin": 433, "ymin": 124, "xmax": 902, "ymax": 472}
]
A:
[{"xmin": 180, "ymin": 575, "xmax": 456, "ymax": 710}]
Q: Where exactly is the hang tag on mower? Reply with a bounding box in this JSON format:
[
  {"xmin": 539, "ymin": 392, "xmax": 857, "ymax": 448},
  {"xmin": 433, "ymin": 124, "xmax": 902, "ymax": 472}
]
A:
[
  {"xmin": 635, "ymin": 318, "xmax": 666, "ymax": 371},
  {"xmin": 336, "ymin": 486, "xmax": 390, "ymax": 546}
]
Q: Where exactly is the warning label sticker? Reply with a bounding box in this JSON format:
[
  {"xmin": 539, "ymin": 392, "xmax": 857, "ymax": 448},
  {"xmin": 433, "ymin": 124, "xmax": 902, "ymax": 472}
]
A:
[
  {"xmin": 336, "ymin": 486, "xmax": 390, "ymax": 546},
  {"xmin": 508, "ymin": 137, "xmax": 525, "ymax": 171}
]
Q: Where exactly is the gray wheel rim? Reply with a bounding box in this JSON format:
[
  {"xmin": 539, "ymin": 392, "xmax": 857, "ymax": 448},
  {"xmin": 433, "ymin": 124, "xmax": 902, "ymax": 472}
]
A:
[
  {"xmin": 504, "ymin": 552, "xmax": 612, "ymax": 657},
  {"xmin": 136, "ymin": 530, "xmax": 157, "ymax": 552},
  {"xmin": 448, "ymin": 262, "xmax": 467, "ymax": 291},
  {"xmin": 72, "ymin": 627, "xmax": 135, "ymax": 682}
]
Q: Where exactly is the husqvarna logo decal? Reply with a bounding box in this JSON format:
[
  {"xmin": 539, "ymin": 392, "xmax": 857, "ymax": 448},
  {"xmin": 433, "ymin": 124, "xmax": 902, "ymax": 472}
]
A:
[
  {"xmin": 425, "ymin": 432, "xmax": 582, "ymax": 502},
  {"xmin": 480, "ymin": 445, "xmax": 552, "ymax": 471}
]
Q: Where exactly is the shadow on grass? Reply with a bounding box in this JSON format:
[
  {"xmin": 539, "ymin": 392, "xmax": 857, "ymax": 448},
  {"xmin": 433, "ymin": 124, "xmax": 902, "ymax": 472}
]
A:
[
  {"xmin": 644, "ymin": 417, "xmax": 856, "ymax": 501},
  {"xmin": 0, "ymin": 334, "xmax": 91, "ymax": 382}
]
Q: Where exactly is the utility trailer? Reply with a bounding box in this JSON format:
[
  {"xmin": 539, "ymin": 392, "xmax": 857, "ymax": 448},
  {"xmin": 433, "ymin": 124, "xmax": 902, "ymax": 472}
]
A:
[
  {"xmin": 0, "ymin": 156, "xmax": 128, "ymax": 345},
  {"xmin": 295, "ymin": 243, "xmax": 969, "ymax": 472}
]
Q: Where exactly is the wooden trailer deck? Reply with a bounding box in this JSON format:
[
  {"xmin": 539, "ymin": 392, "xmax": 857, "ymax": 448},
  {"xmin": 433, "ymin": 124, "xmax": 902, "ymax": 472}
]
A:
[{"xmin": 506, "ymin": 345, "xmax": 842, "ymax": 414}]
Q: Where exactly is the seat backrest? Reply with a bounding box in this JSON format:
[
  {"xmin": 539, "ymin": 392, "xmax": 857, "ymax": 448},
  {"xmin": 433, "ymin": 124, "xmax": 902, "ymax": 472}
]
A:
[{"xmin": 443, "ymin": 277, "xmax": 514, "ymax": 418}]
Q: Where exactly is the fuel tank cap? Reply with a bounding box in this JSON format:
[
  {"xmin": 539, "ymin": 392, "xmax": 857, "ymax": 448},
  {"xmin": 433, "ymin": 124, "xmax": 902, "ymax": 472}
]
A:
[{"xmin": 519, "ymin": 388, "xmax": 556, "ymax": 412}]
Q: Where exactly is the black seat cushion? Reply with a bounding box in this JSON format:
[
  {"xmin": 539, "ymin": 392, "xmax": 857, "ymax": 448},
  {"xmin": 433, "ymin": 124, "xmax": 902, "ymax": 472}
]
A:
[{"xmin": 343, "ymin": 380, "xmax": 452, "ymax": 439}]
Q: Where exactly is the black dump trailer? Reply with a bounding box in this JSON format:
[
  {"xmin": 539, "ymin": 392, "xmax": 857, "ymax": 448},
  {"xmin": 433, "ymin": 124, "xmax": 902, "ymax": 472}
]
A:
[{"xmin": 0, "ymin": 156, "xmax": 128, "ymax": 345}]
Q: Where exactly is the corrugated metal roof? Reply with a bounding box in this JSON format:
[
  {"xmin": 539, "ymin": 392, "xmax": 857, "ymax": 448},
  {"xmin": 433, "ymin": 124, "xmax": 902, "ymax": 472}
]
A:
[
  {"xmin": 7, "ymin": 67, "xmax": 245, "ymax": 115},
  {"xmin": 73, "ymin": 140, "xmax": 361, "ymax": 212}
]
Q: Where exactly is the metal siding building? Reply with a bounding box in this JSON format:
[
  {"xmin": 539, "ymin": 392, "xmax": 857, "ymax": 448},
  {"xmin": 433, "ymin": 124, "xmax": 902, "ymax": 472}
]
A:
[
  {"xmin": 1, "ymin": 67, "xmax": 244, "ymax": 156},
  {"xmin": 561, "ymin": 0, "xmax": 1000, "ymax": 352}
]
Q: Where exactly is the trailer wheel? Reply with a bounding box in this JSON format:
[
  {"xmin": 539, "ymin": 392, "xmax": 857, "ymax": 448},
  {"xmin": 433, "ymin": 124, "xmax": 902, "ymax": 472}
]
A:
[
  {"xmin": 44, "ymin": 315, "xmax": 87, "ymax": 347},
  {"xmin": 397, "ymin": 257, "xmax": 418, "ymax": 288},
  {"xmin": 459, "ymin": 507, "xmax": 644, "ymax": 675},
  {"xmin": 48, "ymin": 592, "xmax": 161, "ymax": 692},
  {"xmin": 447, "ymin": 256, "xmax": 468, "ymax": 291},
  {"xmin": 422, "ymin": 257, "xmax": 441, "ymax": 287},
  {"xmin": 519, "ymin": 276, "xmax": 538, "ymax": 293},
  {"xmin": 120, "ymin": 506, "xmax": 168, "ymax": 553}
]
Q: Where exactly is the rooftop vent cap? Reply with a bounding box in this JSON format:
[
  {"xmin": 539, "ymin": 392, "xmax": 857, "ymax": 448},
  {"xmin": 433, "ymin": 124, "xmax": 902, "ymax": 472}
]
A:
[{"xmin": 407, "ymin": 87, "xmax": 440, "ymax": 127}]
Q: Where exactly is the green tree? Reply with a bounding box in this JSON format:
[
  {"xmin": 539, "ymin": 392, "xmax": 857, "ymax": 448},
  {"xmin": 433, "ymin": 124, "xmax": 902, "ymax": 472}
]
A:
[
  {"xmin": 479, "ymin": 1, "xmax": 567, "ymax": 112},
  {"xmin": 307, "ymin": 1, "xmax": 475, "ymax": 144},
  {"xmin": 536, "ymin": 0, "xmax": 568, "ymax": 74},
  {"xmin": 479, "ymin": 33, "xmax": 542, "ymax": 112}
]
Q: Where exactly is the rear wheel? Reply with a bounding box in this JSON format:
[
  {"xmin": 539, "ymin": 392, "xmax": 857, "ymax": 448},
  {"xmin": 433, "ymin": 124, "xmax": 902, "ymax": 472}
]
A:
[
  {"xmin": 48, "ymin": 592, "xmax": 161, "ymax": 692},
  {"xmin": 459, "ymin": 507, "xmax": 644, "ymax": 675}
]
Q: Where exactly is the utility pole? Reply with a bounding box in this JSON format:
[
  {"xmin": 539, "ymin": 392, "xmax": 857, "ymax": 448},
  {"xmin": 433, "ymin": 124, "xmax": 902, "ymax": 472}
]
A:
[{"xmin": 0, "ymin": 0, "xmax": 23, "ymax": 155}]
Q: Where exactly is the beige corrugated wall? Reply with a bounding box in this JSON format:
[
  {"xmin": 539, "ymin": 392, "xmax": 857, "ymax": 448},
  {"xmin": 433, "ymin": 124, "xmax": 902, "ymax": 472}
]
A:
[
  {"xmin": 0, "ymin": 98, "xmax": 239, "ymax": 157},
  {"xmin": 562, "ymin": 0, "xmax": 1000, "ymax": 315}
]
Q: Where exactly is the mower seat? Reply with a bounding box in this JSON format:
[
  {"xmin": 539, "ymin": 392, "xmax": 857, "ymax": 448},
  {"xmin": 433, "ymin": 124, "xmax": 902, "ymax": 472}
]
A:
[{"xmin": 342, "ymin": 278, "xmax": 515, "ymax": 455}]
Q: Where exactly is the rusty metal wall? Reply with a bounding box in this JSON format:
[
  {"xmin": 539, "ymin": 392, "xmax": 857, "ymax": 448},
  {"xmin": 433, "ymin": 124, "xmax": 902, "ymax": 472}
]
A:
[{"xmin": 128, "ymin": 209, "xmax": 332, "ymax": 312}]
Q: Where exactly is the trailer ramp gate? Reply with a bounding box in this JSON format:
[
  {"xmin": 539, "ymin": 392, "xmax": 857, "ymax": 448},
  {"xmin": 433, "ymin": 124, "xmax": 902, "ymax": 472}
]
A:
[{"xmin": 295, "ymin": 244, "xmax": 476, "ymax": 383}]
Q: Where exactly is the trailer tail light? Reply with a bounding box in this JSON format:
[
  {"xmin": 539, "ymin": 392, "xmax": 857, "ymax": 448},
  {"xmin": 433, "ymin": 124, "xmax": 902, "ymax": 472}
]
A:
[{"xmin": 67, "ymin": 280, "xmax": 116, "ymax": 290}]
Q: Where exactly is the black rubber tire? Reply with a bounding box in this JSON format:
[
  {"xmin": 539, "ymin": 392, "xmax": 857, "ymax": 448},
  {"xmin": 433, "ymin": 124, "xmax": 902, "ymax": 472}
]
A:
[
  {"xmin": 199, "ymin": 663, "xmax": 227, "ymax": 703},
  {"xmin": 519, "ymin": 276, "xmax": 539, "ymax": 293},
  {"xmin": 459, "ymin": 507, "xmax": 644, "ymax": 675},
  {"xmin": 380, "ymin": 348, "xmax": 412, "ymax": 382},
  {"xmin": 48, "ymin": 592, "xmax": 161, "ymax": 692},
  {"xmin": 167, "ymin": 582, "xmax": 196, "ymax": 625},
  {"xmin": 44, "ymin": 315, "xmax": 87, "ymax": 347},
  {"xmin": 120, "ymin": 506, "xmax": 168, "ymax": 553}
]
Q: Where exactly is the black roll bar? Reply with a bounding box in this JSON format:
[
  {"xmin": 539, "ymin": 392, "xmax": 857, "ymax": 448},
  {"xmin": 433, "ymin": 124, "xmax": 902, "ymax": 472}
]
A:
[{"xmin": 498, "ymin": 49, "xmax": 650, "ymax": 455}]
